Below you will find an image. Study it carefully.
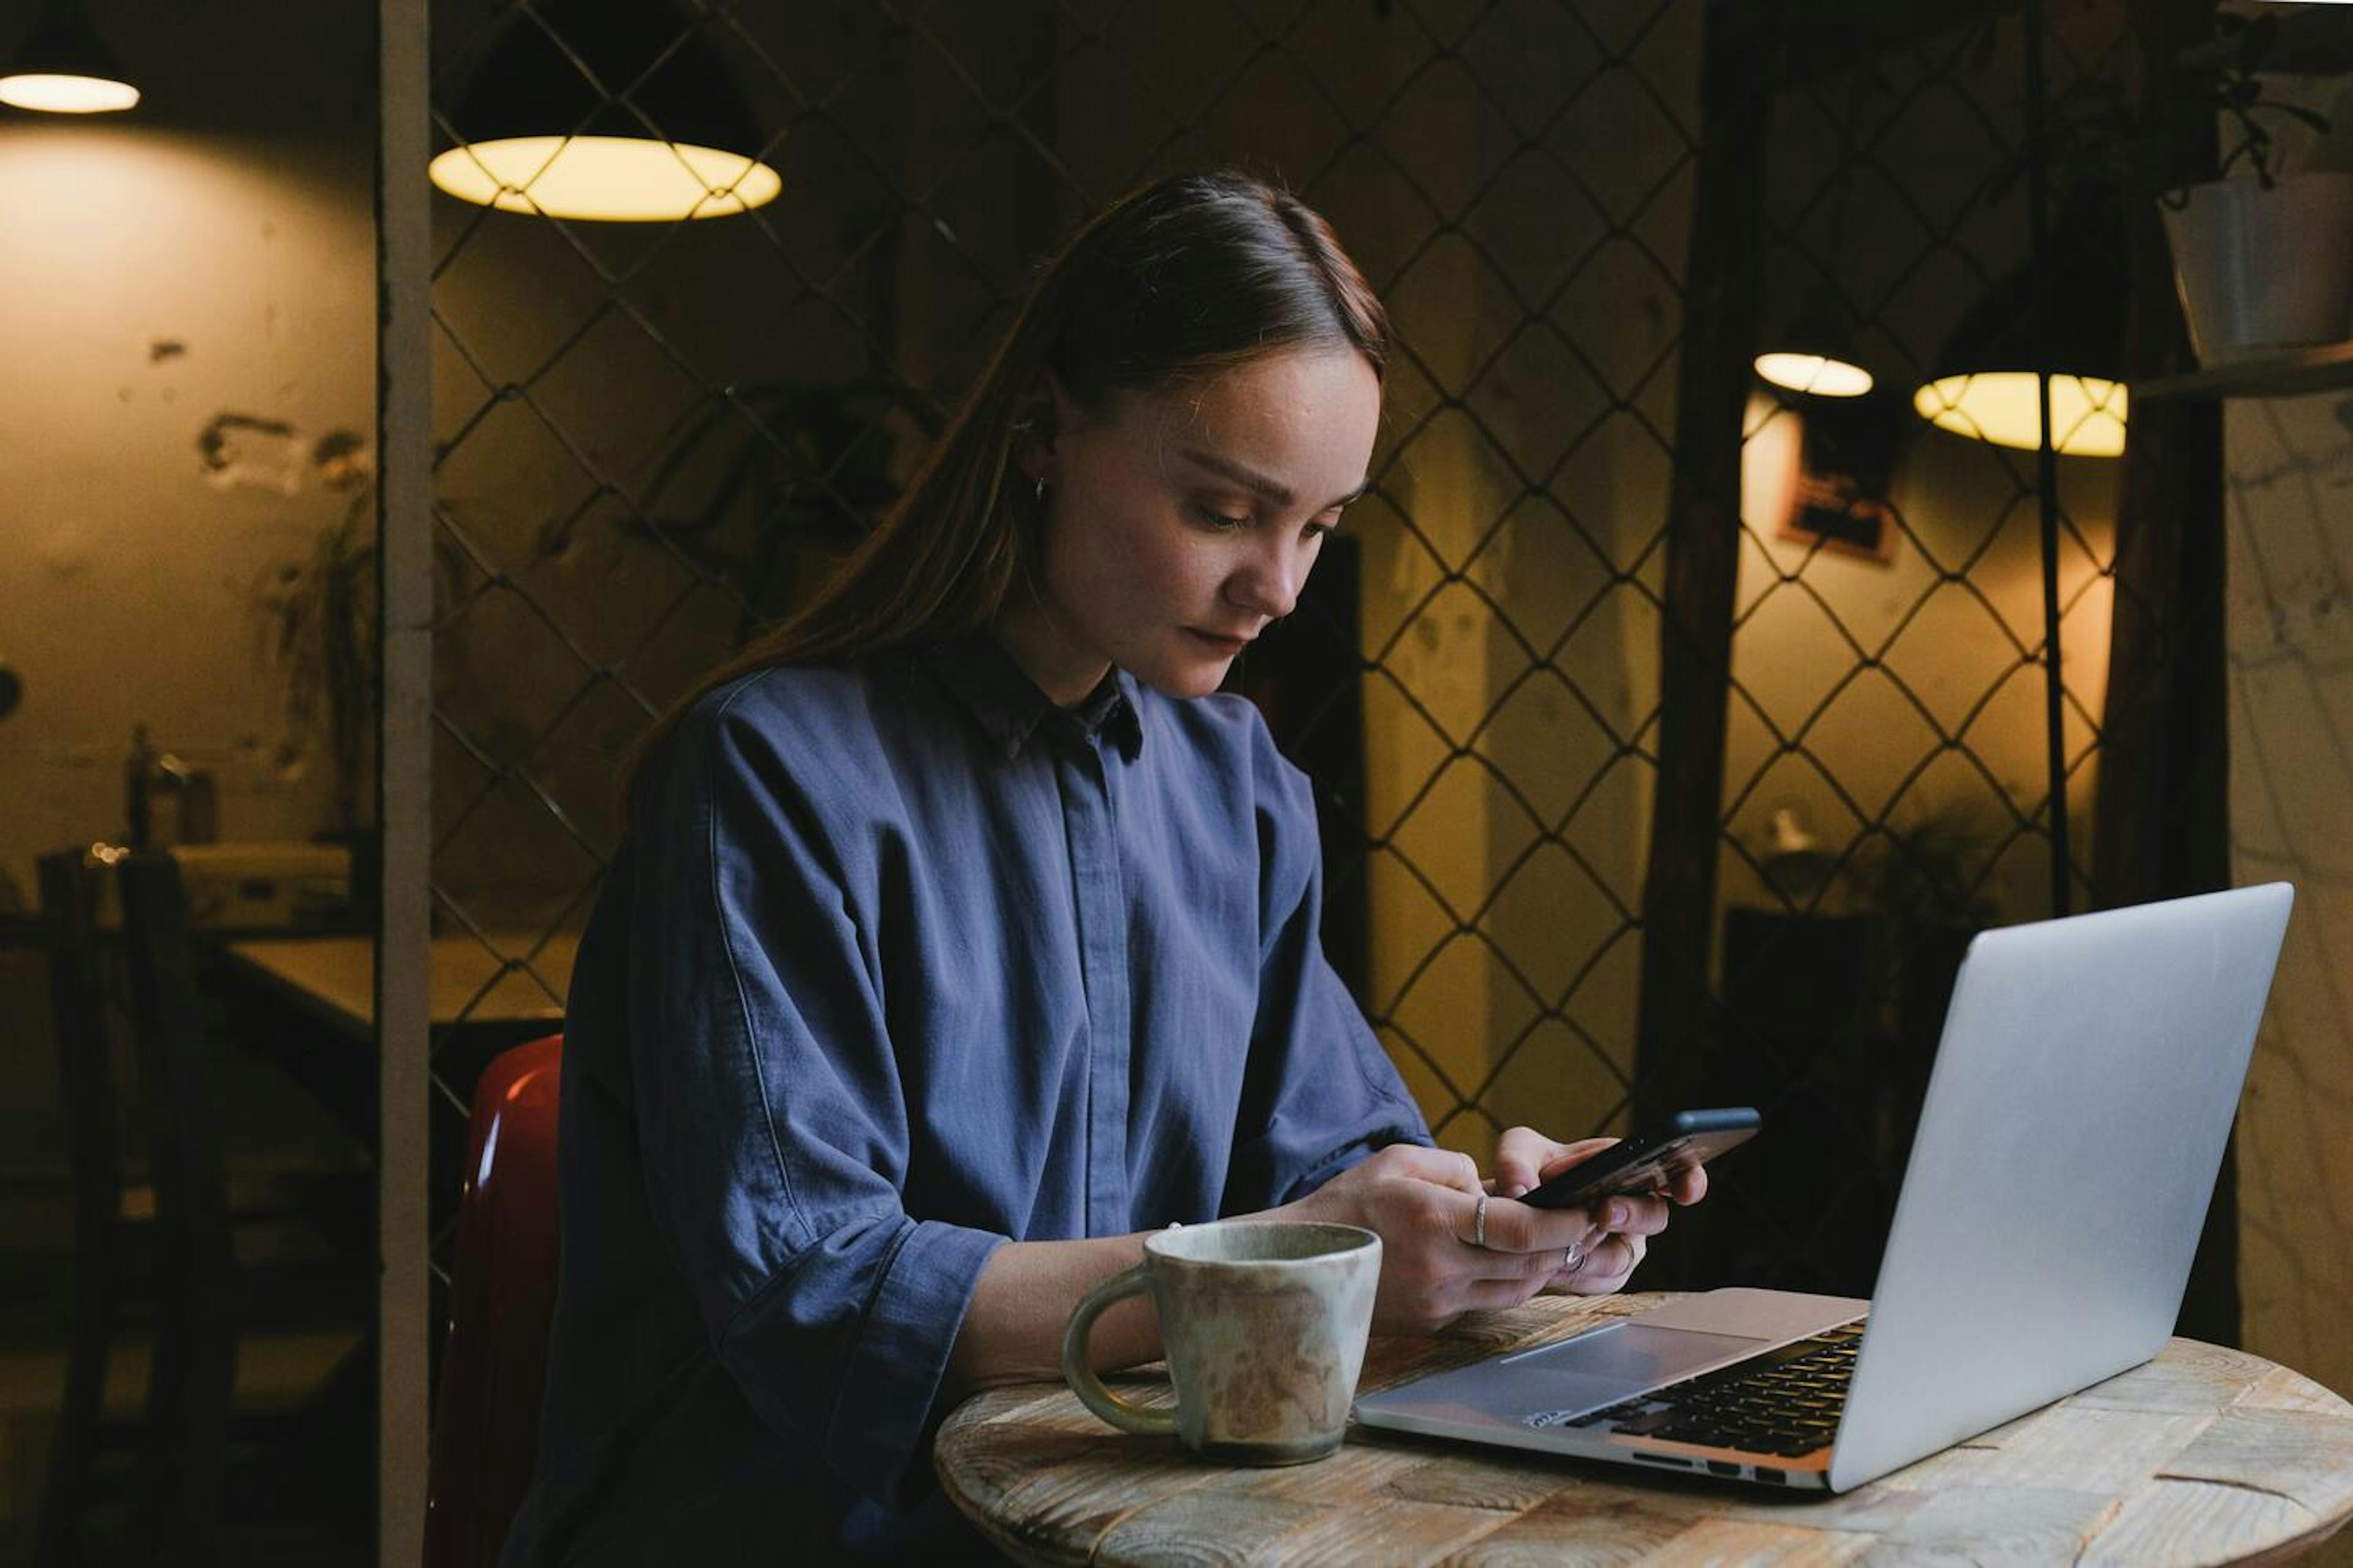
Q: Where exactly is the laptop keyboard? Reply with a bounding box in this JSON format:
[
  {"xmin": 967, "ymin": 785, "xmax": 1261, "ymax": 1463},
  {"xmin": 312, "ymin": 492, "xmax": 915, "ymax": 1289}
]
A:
[{"xmin": 1563, "ymin": 1320, "xmax": 1865, "ymax": 1456}]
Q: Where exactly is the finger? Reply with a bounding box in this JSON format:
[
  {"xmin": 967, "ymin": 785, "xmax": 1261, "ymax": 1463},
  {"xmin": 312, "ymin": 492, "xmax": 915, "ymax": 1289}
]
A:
[
  {"xmin": 1667, "ymin": 1162, "xmax": 1709, "ymax": 1206},
  {"xmin": 1549, "ymin": 1231, "xmax": 1615, "ymax": 1281},
  {"xmin": 1390, "ymin": 1243, "xmax": 1557, "ymax": 1328},
  {"xmin": 1603, "ymin": 1233, "xmax": 1647, "ymax": 1281},
  {"xmin": 1532, "ymin": 1137, "xmax": 1621, "ymax": 1186},
  {"xmin": 1493, "ymin": 1127, "xmax": 1579, "ymax": 1198},
  {"xmin": 1490, "ymin": 1127, "xmax": 1546, "ymax": 1198},
  {"xmin": 1439, "ymin": 1189, "xmax": 1585, "ymax": 1257},
  {"xmin": 1556, "ymin": 1233, "xmax": 1645, "ymax": 1295},
  {"xmin": 1476, "ymin": 1194, "xmax": 1607, "ymax": 1256},
  {"xmin": 1586, "ymin": 1192, "xmax": 1672, "ymax": 1238},
  {"xmin": 1453, "ymin": 1273, "xmax": 1555, "ymax": 1314},
  {"xmin": 1430, "ymin": 1186, "xmax": 1486, "ymax": 1252},
  {"xmin": 1468, "ymin": 1244, "xmax": 1566, "ymax": 1286}
]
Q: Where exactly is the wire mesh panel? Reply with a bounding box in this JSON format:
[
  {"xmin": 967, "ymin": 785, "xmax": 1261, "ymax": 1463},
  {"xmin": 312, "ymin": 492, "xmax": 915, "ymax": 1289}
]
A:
[
  {"xmin": 417, "ymin": 0, "xmax": 2164, "ymax": 1309},
  {"xmin": 1642, "ymin": 7, "xmax": 2144, "ymax": 1295}
]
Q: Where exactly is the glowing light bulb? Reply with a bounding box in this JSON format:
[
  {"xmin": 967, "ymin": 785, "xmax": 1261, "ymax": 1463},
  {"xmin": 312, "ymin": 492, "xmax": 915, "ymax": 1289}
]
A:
[
  {"xmin": 1754, "ymin": 352, "xmax": 1874, "ymax": 398},
  {"xmin": 0, "ymin": 72, "xmax": 138, "ymax": 113}
]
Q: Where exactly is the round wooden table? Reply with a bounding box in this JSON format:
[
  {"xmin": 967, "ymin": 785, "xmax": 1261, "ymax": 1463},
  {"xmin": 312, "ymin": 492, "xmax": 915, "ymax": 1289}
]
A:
[{"xmin": 936, "ymin": 1292, "xmax": 2353, "ymax": 1565}]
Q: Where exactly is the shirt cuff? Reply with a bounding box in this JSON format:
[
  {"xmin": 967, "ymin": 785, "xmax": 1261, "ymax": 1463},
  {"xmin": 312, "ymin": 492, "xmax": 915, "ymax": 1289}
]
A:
[{"xmin": 823, "ymin": 1218, "xmax": 1006, "ymax": 1507}]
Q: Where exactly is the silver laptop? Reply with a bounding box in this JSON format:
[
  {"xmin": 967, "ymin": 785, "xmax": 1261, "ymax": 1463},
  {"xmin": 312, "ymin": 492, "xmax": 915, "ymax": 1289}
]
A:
[{"xmin": 1354, "ymin": 883, "xmax": 2295, "ymax": 1493}]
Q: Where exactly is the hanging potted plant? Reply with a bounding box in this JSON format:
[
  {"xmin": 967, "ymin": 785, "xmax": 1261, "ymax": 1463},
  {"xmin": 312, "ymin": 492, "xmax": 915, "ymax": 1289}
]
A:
[{"xmin": 2158, "ymin": 13, "xmax": 2352, "ymax": 365}]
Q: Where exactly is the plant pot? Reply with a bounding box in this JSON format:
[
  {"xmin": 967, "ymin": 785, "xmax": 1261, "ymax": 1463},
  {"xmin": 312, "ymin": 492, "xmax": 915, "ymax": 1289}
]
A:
[{"xmin": 2161, "ymin": 172, "xmax": 2353, "ymax": 365}]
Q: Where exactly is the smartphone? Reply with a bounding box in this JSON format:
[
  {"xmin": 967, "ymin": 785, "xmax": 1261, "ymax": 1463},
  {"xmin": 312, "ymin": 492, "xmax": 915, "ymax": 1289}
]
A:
[{"xmin": 1517, "ymin": 1107, "xmax": 1762, "ymax": 1210}]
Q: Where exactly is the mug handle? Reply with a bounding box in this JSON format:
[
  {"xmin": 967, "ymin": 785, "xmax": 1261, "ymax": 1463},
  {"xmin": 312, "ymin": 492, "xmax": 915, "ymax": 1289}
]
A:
[{"xmin": 1061, "ymin": 1264, "xmax": 1176, "ymax": 1436}]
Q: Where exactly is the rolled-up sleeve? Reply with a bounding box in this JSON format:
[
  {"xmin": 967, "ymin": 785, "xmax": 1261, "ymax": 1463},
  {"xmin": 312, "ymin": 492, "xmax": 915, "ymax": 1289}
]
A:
[
  {"xmin": 628, "ymin": 694, "xmax": 1003, "ymax": 1508},
  {"xmin": 1221, "ymin": 731, "xmax": 1431, "ymax": 1213}
]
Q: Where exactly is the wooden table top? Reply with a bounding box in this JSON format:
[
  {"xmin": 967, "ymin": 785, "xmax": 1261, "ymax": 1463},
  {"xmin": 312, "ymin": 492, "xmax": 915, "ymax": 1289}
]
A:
[
  {"xmin": 936, "ymin": 1292, "xmax": 2353, "ymax": 1566},
  {"xmin": 222, "ymin": 931, "xmax": 578, "ymax": 1036}
]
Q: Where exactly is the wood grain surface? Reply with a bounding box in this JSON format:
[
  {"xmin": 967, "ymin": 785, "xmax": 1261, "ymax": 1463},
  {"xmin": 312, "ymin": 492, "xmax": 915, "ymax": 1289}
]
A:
[
  {"xmin": 935, "ymin": 1292, "xmax": 2353, "ymax": 1566},
  {"xmin": 224, "ymin": 931, "xmax": 577, "ymax": 1034}
]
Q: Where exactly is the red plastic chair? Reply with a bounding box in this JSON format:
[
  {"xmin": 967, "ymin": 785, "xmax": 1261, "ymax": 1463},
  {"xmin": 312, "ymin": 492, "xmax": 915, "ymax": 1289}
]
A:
[{"xmin": 424, "ymin": 1034, "xmax": 564, "ymax": 1568}]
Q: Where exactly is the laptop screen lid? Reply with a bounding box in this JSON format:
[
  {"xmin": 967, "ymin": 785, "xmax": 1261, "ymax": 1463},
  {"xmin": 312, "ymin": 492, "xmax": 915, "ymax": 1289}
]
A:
[{"xmin": 1828, "ymin": 882, "xmax": 2294, "ymax": 1493}]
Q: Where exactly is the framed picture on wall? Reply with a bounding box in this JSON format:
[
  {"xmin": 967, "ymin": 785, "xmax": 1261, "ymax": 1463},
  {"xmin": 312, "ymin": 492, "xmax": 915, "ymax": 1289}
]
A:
[{"xmin": 1777, "ymin": 390, "xmax": 1904, "ymax": 565}]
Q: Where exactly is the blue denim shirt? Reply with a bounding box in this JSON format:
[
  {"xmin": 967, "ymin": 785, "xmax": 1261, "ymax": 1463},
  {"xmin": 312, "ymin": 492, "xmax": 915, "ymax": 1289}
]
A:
[{"xmin": 501, "ymin": 637, "xmax": 1430, "ymax": 1563}]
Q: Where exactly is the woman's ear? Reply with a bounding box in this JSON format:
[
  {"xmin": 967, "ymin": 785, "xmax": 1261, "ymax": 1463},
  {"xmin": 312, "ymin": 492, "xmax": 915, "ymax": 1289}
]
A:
[{"xmin": 1011, "ymin": 371, "xmax": 1071, "ymax": 486}]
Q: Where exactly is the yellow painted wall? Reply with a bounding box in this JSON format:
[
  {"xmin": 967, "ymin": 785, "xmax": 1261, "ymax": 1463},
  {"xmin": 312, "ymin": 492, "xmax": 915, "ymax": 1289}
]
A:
[{"xmin": 0, "ymin": 76, "xmax": 372, "ymax": 887}]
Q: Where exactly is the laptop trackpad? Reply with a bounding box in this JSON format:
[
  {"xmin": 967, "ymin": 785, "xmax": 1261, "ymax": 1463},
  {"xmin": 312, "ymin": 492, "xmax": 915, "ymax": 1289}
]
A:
[{"xmin": 1491, "ymin": 1323, "xmax": 1768, "ymax": 1417}]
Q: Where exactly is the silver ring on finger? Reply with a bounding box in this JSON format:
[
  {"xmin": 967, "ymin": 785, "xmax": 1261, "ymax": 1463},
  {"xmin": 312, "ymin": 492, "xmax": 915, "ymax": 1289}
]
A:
[
  {"xmin": 1563, "ymin": 1241, "xmax": 1583, "ymax": 1273},
  {"xmin": 1472, "ymin": 1192, "xmax": 1488, "ymax": 1249}
]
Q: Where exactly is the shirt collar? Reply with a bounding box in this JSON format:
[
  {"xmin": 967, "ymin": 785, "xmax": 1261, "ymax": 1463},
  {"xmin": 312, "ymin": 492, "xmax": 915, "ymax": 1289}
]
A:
[{"xmin": 917, "ymin": 633, "xmax": 1143, "ymax": 763}]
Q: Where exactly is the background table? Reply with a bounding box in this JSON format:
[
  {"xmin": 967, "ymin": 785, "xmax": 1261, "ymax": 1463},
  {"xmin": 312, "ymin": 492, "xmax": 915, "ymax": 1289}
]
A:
[
  {"xmin": 938, "ymin": 1292, "xmax": 2353, "ymax": 1565},
  {"xmin": 222, "ymin": 932, "xmax": 577, "ymax": 1036},
  {"xmin": 217, "ymin": 932, "xmax": 577, "ymax": 1146}
]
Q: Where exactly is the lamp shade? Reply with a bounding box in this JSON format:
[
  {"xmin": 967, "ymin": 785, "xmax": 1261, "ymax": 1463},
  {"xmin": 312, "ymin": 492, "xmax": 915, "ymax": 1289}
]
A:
[
  {"xmin": 1756, "ymin": 314, "xmax": 1875, "ymax": 398},
  {"xmin": 1911, "ymin": 185, "xmax": 2130, "ymax": 458},
  {"xmin": 431, "ymin": 1, "xmax": 779, "ymax": 222},
  {"xmin": 1756, "ymin": 350, "xmax": 1874, "ymax": 398},
  {"xmin": 0, "ymin": 4, "xmax": 138, "ymax": 113}
]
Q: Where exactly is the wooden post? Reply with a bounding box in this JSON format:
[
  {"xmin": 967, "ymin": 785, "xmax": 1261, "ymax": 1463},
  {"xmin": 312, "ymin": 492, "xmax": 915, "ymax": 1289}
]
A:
[
  {"xmin": 376, "ymin": 0, "xmax": 434, "ymax": 1557},
  {"xmin": 1632, "ymin": 0, "xmax": 1770, "ymax": 1142},
  {"xmin": 2094, "ymin": 0, "xmax": 2236, "ymax": 1346}
]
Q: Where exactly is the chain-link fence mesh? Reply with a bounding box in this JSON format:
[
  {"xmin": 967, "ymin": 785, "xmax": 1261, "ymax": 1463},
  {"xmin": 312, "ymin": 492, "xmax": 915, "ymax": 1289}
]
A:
[
  {"xmin": 419, "ymin": 0, "xmax": 2180, "ymax": 1314},
  {"xmin": 1640, "ymin": 4, "xmax": 2146, "ymax": 1294}
]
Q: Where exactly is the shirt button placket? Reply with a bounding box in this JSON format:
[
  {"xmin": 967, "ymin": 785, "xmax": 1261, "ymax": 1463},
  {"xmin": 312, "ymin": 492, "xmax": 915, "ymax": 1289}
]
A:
[{"xmin": 1058, "ymin": 733, "xmax": 1129, "ymax": 1238}]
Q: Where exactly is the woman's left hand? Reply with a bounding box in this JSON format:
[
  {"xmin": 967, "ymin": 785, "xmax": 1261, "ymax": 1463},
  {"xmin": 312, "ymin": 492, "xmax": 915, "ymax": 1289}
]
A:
[{"xmin": 1488, "ymin": 1128, "xmax": 1708, "ymax": 1298}]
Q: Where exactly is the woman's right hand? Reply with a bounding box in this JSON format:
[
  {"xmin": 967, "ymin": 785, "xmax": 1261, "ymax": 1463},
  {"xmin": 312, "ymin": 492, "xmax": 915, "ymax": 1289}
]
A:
[{"xmin": 1275, "ymin": 1145, "xmax": 1611, "ymax": 1333}]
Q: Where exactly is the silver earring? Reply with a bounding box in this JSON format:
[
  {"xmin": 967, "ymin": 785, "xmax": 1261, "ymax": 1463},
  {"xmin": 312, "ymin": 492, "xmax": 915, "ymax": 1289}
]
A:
[{"xmin": 1034, "ymin": 477, "xmax": 1047, "ymax": 504}]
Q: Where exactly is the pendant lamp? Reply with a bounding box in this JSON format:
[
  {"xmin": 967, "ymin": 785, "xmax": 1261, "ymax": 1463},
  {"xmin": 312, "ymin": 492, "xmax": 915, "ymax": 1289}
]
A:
[
  {"xmin": 431, "ymin": 1, "xmax": 779, "ymax": 222},
  {"xmin": 0, "ymin": 1, "xmax": 139, "ymax": 114},
  {"xmin": 1756, "ymin": 314, "xmax": 1875, "ymax": 399},
  {"xmin": 1911, "ymin": 184, "xmax": 2130, "ymax": 458},
  {"xmin": 1756, "ymin": 115, "xmax": 1876, "ymax": 401}
]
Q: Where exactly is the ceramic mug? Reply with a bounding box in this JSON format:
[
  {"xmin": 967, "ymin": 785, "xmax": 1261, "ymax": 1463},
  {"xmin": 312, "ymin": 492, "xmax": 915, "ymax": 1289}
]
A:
[{"xmin": 1061, "ymin": 1219, "xmax": 1382, "ymax": 1464}]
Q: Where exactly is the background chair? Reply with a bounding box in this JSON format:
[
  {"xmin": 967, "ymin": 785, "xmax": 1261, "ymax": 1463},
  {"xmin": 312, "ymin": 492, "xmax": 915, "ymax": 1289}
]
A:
[
  {"xmin": 32, "ymin": 849, "xmax": 132, "ymax": 1564},
  {"xmin": 423, "ymin": 1032, "xmax": 563, "ymax": 1568},
  {"xmin": 35, "ymin": 850, "xmax": 372, "ymax": 1565},
  {"xmin": 113, "ymin": 850, "xmax": 240, "ymax": 1564}
]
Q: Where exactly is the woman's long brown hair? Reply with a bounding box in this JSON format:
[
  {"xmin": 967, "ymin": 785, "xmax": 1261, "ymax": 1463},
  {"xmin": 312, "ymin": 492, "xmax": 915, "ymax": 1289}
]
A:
[{"xmin": 629, "ymin": 170, "xmax": 1389, "ymax": 801}]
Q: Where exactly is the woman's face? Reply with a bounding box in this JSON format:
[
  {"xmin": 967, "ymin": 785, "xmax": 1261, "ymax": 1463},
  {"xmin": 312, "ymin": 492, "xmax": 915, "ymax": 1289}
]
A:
[{"xmin": 1001, "ymin": 343, "xmax": 1382, "ymax": 707}]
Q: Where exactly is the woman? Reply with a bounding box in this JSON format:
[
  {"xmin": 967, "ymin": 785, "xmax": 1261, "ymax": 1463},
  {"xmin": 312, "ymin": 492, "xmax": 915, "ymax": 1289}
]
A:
[{"xmin": 502, "ymin": 170, "xmax": 1702, "ymax": 1564}]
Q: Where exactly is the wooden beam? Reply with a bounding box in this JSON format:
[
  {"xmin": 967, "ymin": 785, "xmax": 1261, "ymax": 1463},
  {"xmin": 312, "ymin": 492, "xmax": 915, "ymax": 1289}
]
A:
[
  {"xmin": 2093, "ymin": 0, "xmax": 2237, "ymax": 1346},
  {"xmin": 1633, "ymin": 0, "xmax": 1770, "ymax": 1142},
  {"xmin": 376, "ymin": 0, "xmax": 434, "ymax": 1558}
]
